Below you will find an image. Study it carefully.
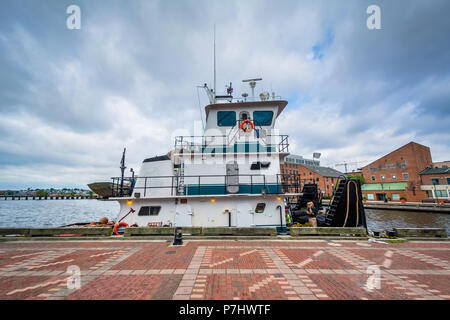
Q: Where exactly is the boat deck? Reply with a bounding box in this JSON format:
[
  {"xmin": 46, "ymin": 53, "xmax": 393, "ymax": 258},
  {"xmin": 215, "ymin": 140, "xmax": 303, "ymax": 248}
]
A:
[{"xmin": 0, "ymin": 240, "xmax": 449, "ymax": 300}]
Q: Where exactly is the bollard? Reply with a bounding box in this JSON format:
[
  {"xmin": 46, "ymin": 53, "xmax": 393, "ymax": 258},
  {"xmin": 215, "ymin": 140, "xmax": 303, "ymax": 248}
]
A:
[{"xmin": 173, "ymin": 227, "xmax": 183, "ymax": 246}]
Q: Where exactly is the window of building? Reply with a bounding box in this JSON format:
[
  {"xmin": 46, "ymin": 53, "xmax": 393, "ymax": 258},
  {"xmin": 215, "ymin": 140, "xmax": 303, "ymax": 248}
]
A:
[
  {"xmin": 431, "ymin": 178, "xmax": 440, "ymax": 185},
  {"xmin": 392, "ymin": 174, "xmax": 397, "ymax": 180},
  {"xmin": 371, "ymin": 176, "xmax": 375, "ymax": 181},
  {"xmin": 392, "ymin": 193, "xmax": 400, "ymax": 201},
  {"xmin": 255, "ymin": 203, "xmax": 266, "ymax": 213},
  {"xmin": 401, "ymin": 164, "xmax": 406, "ymax": 170},
  {"xmin": 217, "ymin": 111, "xmax": 236, "ymax": 126},
  {"xmin": 367, "ymin": 193, "xmax": 374, "ymax": 200},
  {"xmin": 436, "ymin": 190, "xmax": 447, "ymax": 198},
  {"xmin": 381, "ymin": 175, "xmax": 386, "ymax": 180},
  {"xmin": 253, "ymin": 111, "xmax": 273, "ymax": 126},
  {"xmin": 427, "ymin": 190, "xmax": 433, "ymax": 197},
  {"xmin": 447, "ymin": 177, "xmax": 450, "ymax": 185},
  {"xmin": 138, "ymin": 206, "xmax": 161, "ymax": 216},
  {"xmin": 403, "ymin": 173, "xmax": 409, "ymax": 179}
]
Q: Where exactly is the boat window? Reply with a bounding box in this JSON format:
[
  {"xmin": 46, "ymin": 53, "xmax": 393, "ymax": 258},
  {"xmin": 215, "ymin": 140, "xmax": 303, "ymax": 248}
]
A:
[
  {"xmin": 255, "ymin": 203, "xmax": 266, "ymax": 213},
  {"xmin": 253, "ymin": 111, "xmax": 273, "ymax": 126},
  {"xmin": 250, "ymin": 161, "xmax": 271, "ymax": 170},
  {"xmin": 138, "ymin": 206, "xmax": 161, "ymax": 216},
  {"xmin": 239, "ymin": 111, "xmax": 250, "ymax": 121},
  {"xmin": 250, "ymin": 162, "xmax": 261, "ymax": 170},
  {"xmin": 260, "ymin": 162, "xmax": 270, "ymax": 168},
  {"xmin": 217, "ymin": 111, "xmax": 236, "ymax": 126}
]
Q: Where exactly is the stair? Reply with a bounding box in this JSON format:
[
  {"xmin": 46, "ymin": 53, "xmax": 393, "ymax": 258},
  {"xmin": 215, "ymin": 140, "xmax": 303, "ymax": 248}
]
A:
[
  {"xmin": 325, "ymin": 178, "xmax": 367, "ymax": 228},
  {"xmin": 177, "ymin": 163, "xmax": 185, "ymax": 195},
  {"xmin": 325, "ymin": 181, "xmax": 346, "ymax": 226}
]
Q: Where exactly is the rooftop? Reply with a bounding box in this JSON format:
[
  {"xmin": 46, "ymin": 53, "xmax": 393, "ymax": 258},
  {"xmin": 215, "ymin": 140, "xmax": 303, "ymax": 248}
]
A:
[
  {"xmin": 301, "ymin": 163, "xmax": 343, "ymax": 178},
  {"xmin": 419, "ymin": 166, "xmax": 450, "ymax": 175}
]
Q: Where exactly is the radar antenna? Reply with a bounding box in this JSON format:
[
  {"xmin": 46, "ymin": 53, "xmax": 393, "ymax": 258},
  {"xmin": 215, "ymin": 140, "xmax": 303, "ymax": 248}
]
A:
[{"xmin": 242, "ymin": 78, "xmax": 262, "ymax": 100}]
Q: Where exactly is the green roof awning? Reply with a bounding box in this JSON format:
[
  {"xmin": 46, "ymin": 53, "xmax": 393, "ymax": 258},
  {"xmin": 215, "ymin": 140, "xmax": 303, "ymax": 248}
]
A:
[{"xmin": 361, "ymin": 182, "xmax": 407, "ymax": 191}]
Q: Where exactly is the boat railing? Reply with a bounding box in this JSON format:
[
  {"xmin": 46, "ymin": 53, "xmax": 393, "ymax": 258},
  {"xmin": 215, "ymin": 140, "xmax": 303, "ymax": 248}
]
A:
[
  {"xmin": 111, "ymin": 173, "xmax": 302, "ymax": 197},
  {"xmin": 174, "ymin": 133, "xmax": 289, "ymax": 154},
  {"xmin": 215, "ymin": 96, "xmax": 283, "ymax": 103}
]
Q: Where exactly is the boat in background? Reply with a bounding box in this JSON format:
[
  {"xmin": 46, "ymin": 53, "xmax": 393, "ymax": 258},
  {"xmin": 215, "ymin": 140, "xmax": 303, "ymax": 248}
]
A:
[{"xmin": 88, "ymin": 181, "xmax": 131, "ymax": 198}]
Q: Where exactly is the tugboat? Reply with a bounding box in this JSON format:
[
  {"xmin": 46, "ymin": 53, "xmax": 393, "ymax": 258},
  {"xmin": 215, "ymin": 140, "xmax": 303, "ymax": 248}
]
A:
[{"xmin": 110, "ymin": 78, "xmax": 302, "ymax": 231}]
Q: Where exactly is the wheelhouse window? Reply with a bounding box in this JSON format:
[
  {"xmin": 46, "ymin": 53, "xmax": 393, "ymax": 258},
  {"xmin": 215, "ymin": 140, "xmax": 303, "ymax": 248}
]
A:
[
  {"xmin": 217, "ymin": 111, "xmax": 236, "ymax": 126},
  {"xmin": 255, "ymin": 203, "xmax": 266, "ymax": 213},
  {"xmin": 253, "ymin": 111, "xmax": 273, "ymax": 126},
  {"xmin": 138, "ymin": 206, "xmax": 161, "ymax": 216},
  {"xmin": 239, "ymin": 111, "xmax": 250, "ymax": 121}
]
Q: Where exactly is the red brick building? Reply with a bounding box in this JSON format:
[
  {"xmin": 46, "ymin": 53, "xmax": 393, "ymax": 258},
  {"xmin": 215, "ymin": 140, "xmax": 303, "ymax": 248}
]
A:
[
  {"xmin": 360, "ymin": 142, "xmax": 432, "ymax": 202},
  {"xmin": 281, "ymin": 156, "xmax": 343, "ymax": 197},
  {"xmin": 419, "ymin": 165, "xmax": 450, "ymax": 201}
]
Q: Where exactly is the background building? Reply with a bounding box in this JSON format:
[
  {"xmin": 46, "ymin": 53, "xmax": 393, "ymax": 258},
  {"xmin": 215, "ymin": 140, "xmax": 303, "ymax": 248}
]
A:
[
  {"xmin": 284, "ymin": 155, "xmax": 320, "ymax": 167},
  {"xmin": 281, "ymin": 155, "xmax": 342, "ymax": 197},
  {"xmin": 431, "ymin": 161, "xmax": 450, "ymax": 168},
  {"xmin": 419, "ymin": 165, "xmax": 450, "ymax": 201},
  {"xmin": 360, "ymin": 142, "xmax": 432, "ymax": 202}
]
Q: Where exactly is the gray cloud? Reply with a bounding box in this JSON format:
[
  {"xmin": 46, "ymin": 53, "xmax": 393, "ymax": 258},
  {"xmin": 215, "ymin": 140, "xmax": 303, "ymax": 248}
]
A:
[{"xmin": 0, "ymin": 0, "xmax": 449, "ymax": 189}]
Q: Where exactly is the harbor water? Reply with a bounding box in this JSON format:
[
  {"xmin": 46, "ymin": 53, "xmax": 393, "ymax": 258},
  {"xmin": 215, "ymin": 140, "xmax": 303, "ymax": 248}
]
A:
[{"xmin": 0, "ymin": 199, "xmax": 449, "ymax": 234}]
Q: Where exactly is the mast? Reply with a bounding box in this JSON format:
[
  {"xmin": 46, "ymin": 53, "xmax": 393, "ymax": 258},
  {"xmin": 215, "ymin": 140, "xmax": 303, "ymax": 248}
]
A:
[
  {"xmin": 213, "ymin": 24, "xmax": 216, "ymax": 104},
  {"xmin": 120, "ymin": 148, "xmax": 126, "ymax": 197}
]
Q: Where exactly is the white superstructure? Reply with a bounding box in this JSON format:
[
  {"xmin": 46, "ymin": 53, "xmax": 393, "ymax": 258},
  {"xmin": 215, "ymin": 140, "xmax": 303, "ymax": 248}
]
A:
[{"xmin": 111, "ymin": 80, "xmax": 301, "ymax": 231}]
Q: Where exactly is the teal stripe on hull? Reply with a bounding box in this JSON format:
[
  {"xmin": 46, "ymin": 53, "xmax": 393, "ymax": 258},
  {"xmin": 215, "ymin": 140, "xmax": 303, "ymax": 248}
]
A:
[{"xmin": 184, "ymin": 184, "xmax": 282, "ymax": 195}]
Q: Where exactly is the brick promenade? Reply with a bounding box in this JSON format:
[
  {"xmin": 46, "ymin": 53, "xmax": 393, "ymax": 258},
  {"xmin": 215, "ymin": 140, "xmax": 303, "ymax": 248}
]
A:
[{"xmin": 0, "ymin": 240, "xmax": 449, "ymax": 300}]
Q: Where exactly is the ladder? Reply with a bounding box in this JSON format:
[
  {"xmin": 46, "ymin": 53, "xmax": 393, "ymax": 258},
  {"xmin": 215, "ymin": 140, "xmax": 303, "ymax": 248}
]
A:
[
  {"xmin": 325, "ymin": 180, "xmax": 346, "ymax": 226},
  {"xmin": 176, "ymin": 161, "xmax": 185, "ymax": 195},
  {"xmin": 325, "ymin": 178, "xmax": 367, "ymax": 228}
]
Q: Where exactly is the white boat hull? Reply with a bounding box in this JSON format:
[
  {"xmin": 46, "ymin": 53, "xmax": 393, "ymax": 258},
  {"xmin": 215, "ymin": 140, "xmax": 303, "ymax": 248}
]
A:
[{"xmin": 117, "ymin": 195, "xmax": 285, "ymax": 228}]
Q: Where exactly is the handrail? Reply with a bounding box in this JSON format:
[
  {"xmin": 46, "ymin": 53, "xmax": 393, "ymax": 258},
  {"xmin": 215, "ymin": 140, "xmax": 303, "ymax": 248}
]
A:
[
  {"xmin": 111, "ymin": 173, "xmax": 303, "ymax": 197},
  {"xmin": 174, "ymin": 134, "xmax": 289, "ymax": 154}
]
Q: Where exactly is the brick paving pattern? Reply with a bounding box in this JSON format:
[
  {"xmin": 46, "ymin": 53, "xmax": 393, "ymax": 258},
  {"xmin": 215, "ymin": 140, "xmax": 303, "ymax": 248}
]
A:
[{"xmin": 0, "ymin": 240, "xmax": 448, "ymax": 300}]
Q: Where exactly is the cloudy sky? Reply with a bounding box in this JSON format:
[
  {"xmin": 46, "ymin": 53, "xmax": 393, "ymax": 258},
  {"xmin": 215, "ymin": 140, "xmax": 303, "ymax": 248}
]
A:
[{"xmin": 0, "ymin": 0, "xmax": 449, "ymax": 189}]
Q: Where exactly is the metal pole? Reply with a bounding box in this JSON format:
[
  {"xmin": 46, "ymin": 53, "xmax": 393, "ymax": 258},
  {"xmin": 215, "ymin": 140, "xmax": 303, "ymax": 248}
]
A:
[
  {"xmin": 120, "ymin": 148, "xmax": 126, "ymax": 197},
  {"xmin": 433, "ymin": 182, "xmax": 437, "ymax": 204},
  {"xmin": 213, "ymin": 24, "xmax": 216, "ymax": 104}
]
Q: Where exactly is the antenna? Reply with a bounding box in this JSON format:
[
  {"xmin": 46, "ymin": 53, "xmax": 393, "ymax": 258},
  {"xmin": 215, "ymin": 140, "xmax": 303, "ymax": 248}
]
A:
[
  {"xmin": 242, "ymin": 78, "xmax": 262, "ymax": 99},
  {"xmin": 213, "ymin": 24, "xmax": 216, "ymax": 104}
]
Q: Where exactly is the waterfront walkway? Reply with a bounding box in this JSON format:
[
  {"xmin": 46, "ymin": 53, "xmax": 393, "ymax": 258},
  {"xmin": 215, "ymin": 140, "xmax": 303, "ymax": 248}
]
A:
[{"xmin": 0, "ymin": 240, "xmax": 449, "ymax": 300}]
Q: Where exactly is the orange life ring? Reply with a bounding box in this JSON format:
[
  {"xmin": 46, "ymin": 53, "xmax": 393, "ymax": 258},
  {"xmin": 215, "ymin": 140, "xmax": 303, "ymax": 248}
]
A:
[
  {"xmin": 240, "ymin": 120, "xmax": 254, "ymax": 132},
  {"xmin": 113, "ymin": 221, "xmax": 129, "ymax": 236}
]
